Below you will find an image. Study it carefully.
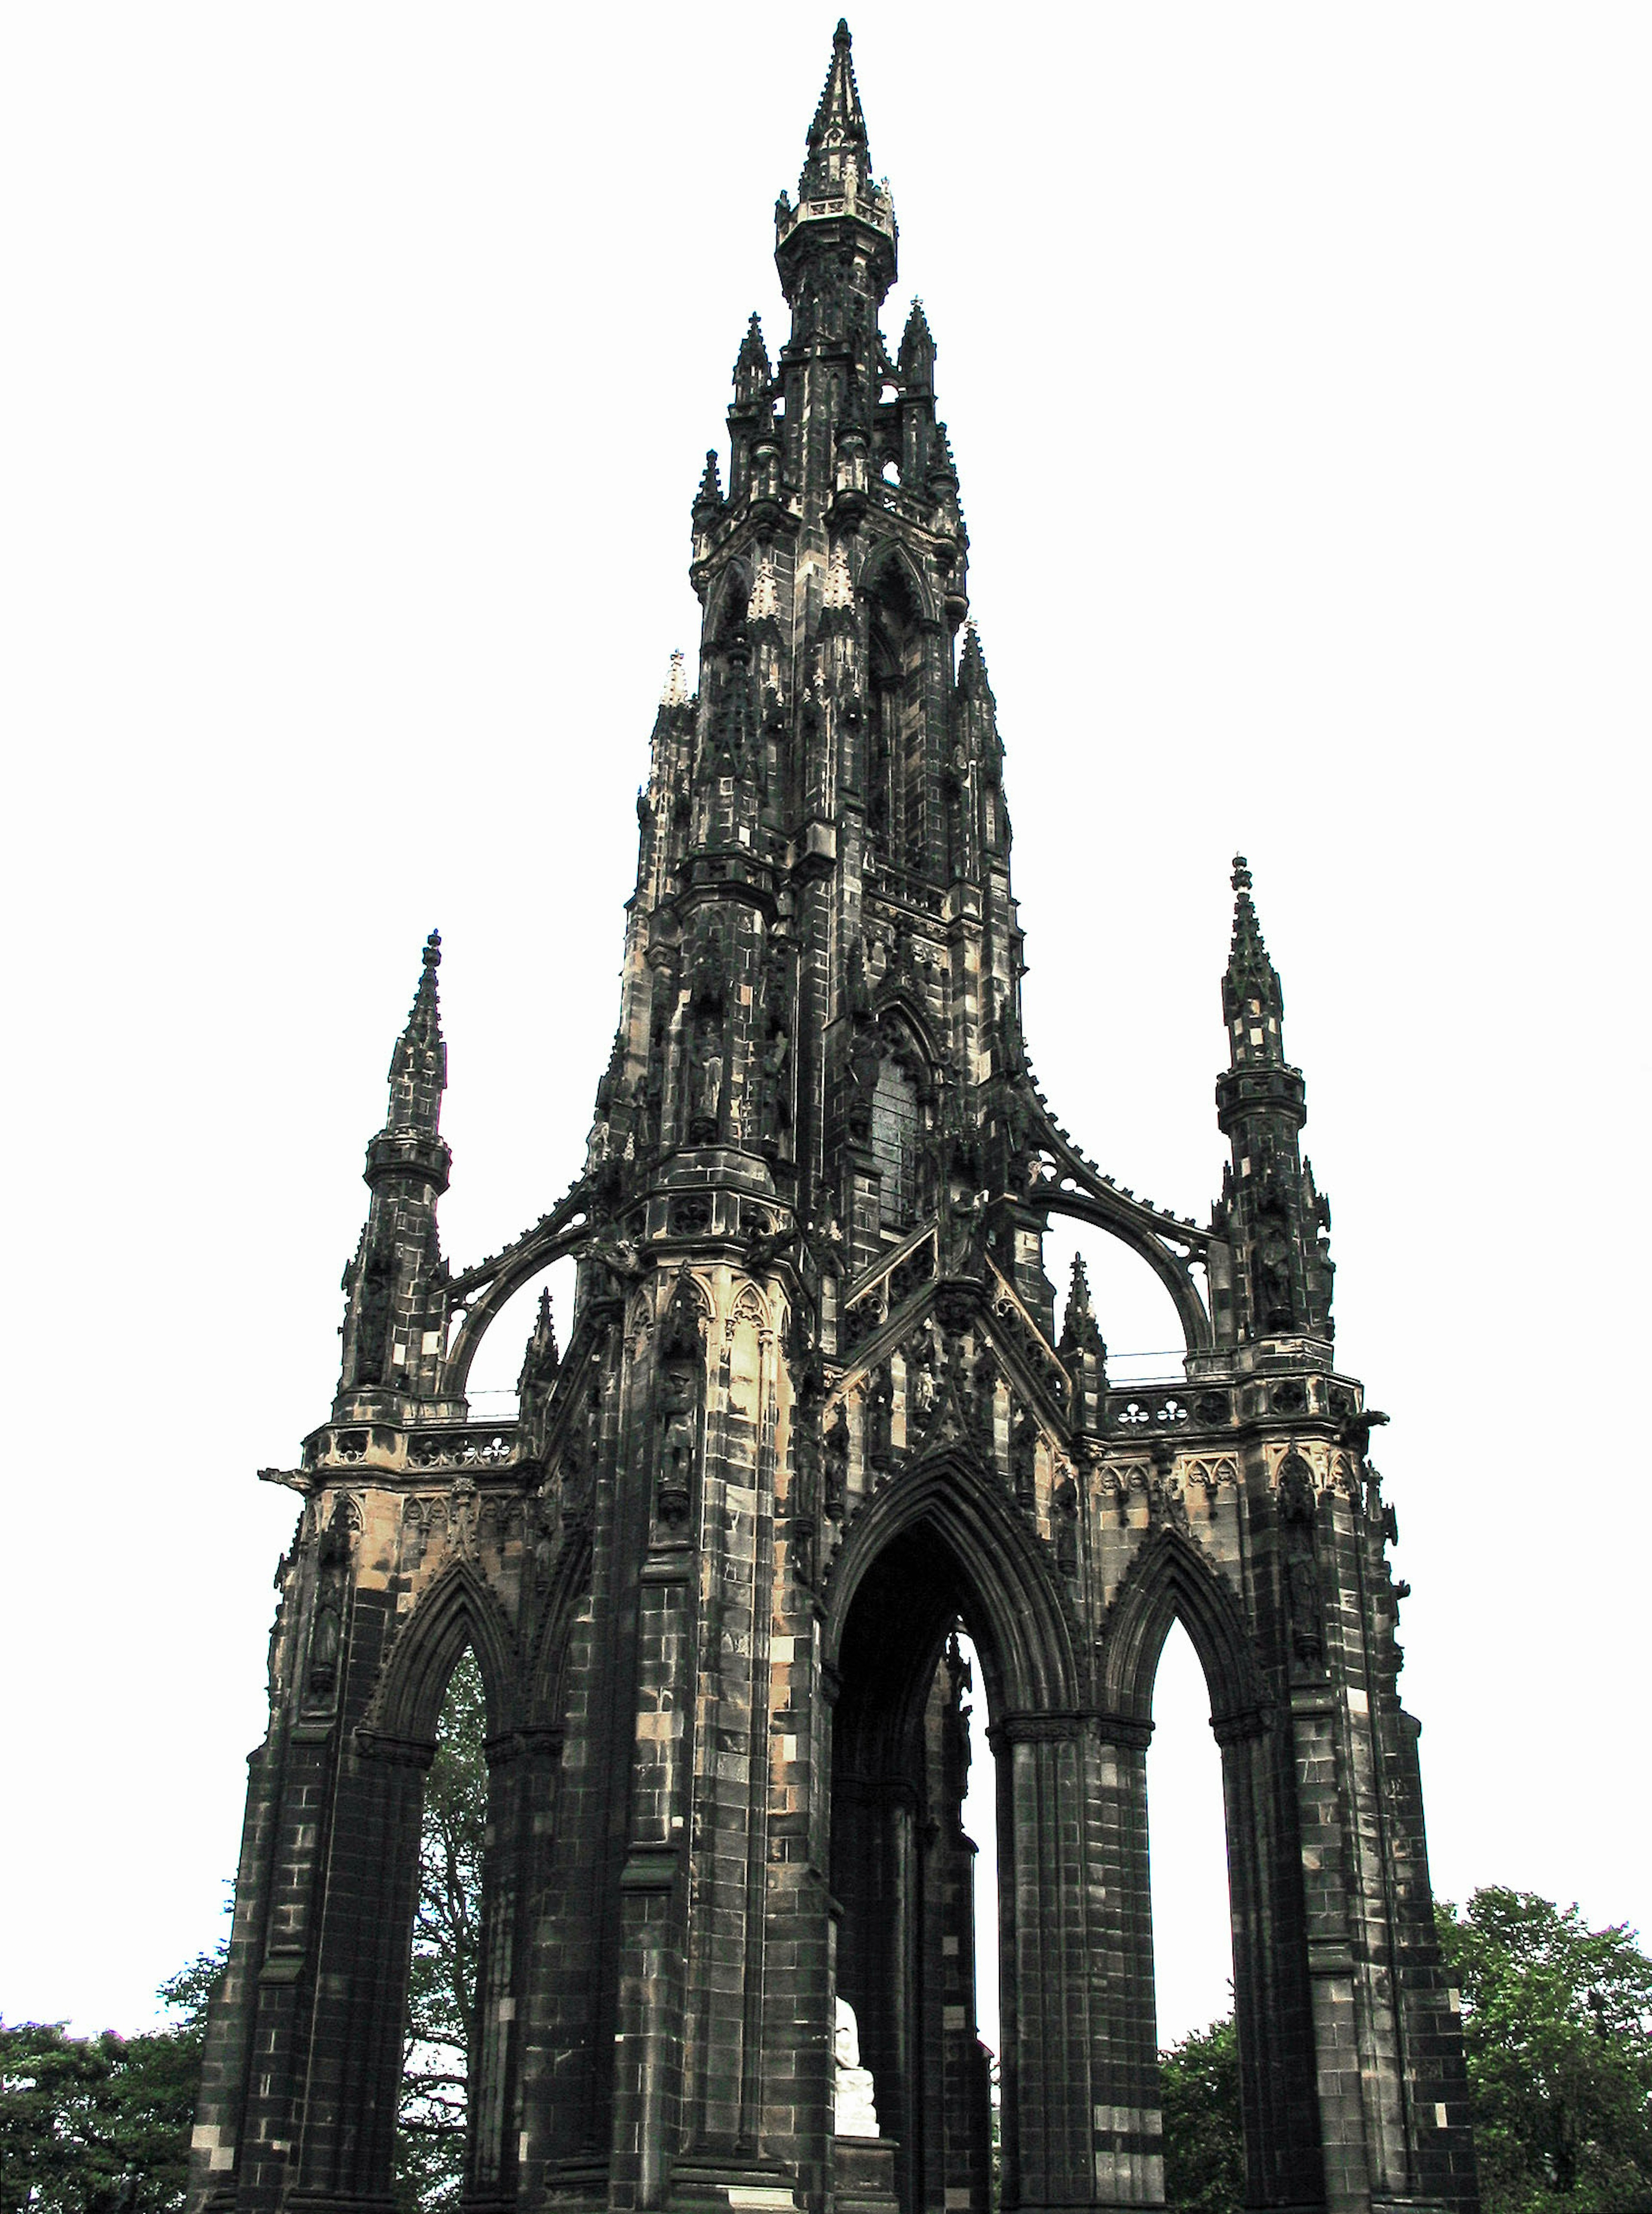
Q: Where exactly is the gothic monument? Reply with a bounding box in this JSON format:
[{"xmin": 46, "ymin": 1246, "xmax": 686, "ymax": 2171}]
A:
[{"xmin": 191, "ymin": 25, "xmax": 1477, "ymax": 2214}]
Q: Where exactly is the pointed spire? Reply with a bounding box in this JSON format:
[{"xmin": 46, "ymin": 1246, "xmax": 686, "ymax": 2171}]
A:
[
  {"xmin": 898, "ymin": 297, "xmax": 935, "ymax": 391},
  {"xmin": 518, "ymin": 1283, "xmax": 560, "ymax": 1393},
  {"xmin": 386, "ymin": 930, "xmax": 447, "ymax": 1135},
  {"xmin": 733, "ymin": 313, "xmax": 771, "ymax": 403},
  {"xmin": 808, "ymin": 19, "xmax": 871, "ymax": 169},
  {"xmin": 1222, "ymin": 854, "xmax": 1285, "ymax": 1062},
  {"xmin": 958, "ymin": 622, "xmax": 993, "ymax": 699},
  {"xmin": 693, "ymin": 448, "xmax": 724, "ymax": 530},
  {"xmin": 1058, "ymin": 1253, "xmax": 1106, "ymax": 1360},
  {"xmin": 661, "ymin": 648, "xmax": 689, "ymax": 708},
  {"xmin": 787, "ymin": 18, "xmax": 895, "ymax": 248}
]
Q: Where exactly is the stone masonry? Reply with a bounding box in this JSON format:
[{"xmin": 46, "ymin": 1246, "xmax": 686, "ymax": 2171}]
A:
[{"xmin": 190, "ymin": 25, "xmax": 1479, "ymax": 2214}]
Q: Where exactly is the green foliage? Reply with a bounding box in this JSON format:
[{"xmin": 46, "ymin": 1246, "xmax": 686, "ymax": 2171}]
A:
[
  {"xmin": 1159, "ymin": 2014, "xmax": 1243, "ymax": 2214},
  {"xmin": 1437, "ymin": 1887, "xmax": 1652, "ymax": 2212},
  {"xmin": 395, "ymin": 1648, "xmax": 487, "ymax": 2214},
  {"xmin": 0, "ymin": 1949, "xmax": 224, "ymax": 2214}
]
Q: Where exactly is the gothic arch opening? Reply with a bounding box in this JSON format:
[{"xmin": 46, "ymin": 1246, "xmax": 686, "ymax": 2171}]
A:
[
  {"xmin": 398, "ymin": 1644, "xmax": 487, "ymax": 2213},
  {"xmin": 1147, "ymin": 1621, "xmax": 1235, "ymax": 2051},
  {"xmin": 830, "ymin": 1520, "xmax": 998, "ymax": 2214},
  {"xmin": 1044, "ymin": 1222, "xmax": 1193, "ymax": 1381},
  {"xmin": 458, "ymin": 1253, "xmax": 576, "ymax": 1414}
]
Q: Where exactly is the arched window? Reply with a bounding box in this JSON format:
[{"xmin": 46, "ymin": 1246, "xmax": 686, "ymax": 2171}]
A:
[{"xmin": 871, "ymin": 1052, "xmax": 918, "ymax": 1227}]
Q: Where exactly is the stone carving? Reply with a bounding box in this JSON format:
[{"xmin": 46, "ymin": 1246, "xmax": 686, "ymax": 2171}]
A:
[
  {"xmin": 656, "ymin": 1277, "xmax": 703, "ymax": 1538},
  {"xmin": 1052, "ymin": 1472, "xmax": 1079, "ymax": 1577},
  {"xmin": 1010, "ymin": 1405, "xmax": 1038, "ymax": 1507},
  {"xmin": 865, "ymin": 1364, "xmax": 894, "ymax": 1472},
  {"xmin": 305, "ymin": 1496, "xmax": 353, "ymax": 1697},
  {"xmin": 834, "ymin": 1999, "xmax": 880, "ymax": 2138},
  {"xmin": 823, "ymin": 1403, "xmax": 850, "ymax": 1518}
]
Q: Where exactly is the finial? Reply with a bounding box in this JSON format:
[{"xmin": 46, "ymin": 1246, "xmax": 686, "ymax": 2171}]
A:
[
  {"xmin": 423, "ymin": 930, "xmax": 441, "ymax": 970},
  {"xmin": 1232, "ymin": 855, "xmax": 1253, "ymax": 895},
  {"xmin": 661, "ymin": 648, "xmax": 689, "ymax": 707},
  {"xmin": 835, "ymin": 17, "xmax": 851, "ymax": 44}
]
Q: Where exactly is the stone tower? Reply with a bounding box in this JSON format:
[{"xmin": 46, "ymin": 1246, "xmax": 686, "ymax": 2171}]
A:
[{"xmin": 191, "ymin": 25, "xmax": 1478, "ymax": 2214}]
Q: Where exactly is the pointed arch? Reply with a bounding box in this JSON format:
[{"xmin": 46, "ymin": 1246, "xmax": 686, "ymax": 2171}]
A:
[
  {"xmin": 1095, "ymin": 1526, "xmax": 1269, "ymax": 1736},
  {"xmin": 823, "ymin": 1447, "xmax": 1082, "ymax": 1717},
  {"xmin": 368, "ymin": 1555, "xmax": 520, "ymax": 1749},
  {"xmin": 859, "ymin": 535, "xmax": 935, "ymax": 629},
  {"xmin": 869, "ymin": 993, "xmax": 939, "ymax": 1089}
]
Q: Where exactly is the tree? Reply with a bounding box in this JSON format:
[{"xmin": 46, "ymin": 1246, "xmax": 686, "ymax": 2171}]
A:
[
  {"xmin": 395, "ymin": 1647, "xmax": 487, "ymax": 2214},
  {"xmin": 0, "ymin": 1949, "xmax": 223, "ymax": 2214},
  {"xmin": 1437, "ymin": 1887, "xmax": 1652, "ymax": 2212},
  {"xmin": 1159, "ymin": 2014, "xmax": 1243, "ymax": 2214}
]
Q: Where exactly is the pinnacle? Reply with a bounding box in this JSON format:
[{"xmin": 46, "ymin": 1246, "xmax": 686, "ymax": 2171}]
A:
[
  {"xmin": 409, "ymin": 929, "xmax": 442, "ymax": 1032},
  {"xmin": 1223, "ymin": 852, "xmax": 1285, "ymax": 1038},
  {"xmin": 385, "ymin": 924, "xmax": 447, "ymax": 1134},
  {"xmin": 1229, "ymin": 854, "xmax": 1267, "ymax": 960},
  {"xmin": 661, "ymin": 648, "xmax": 689, "ymax": 708},
  {"xmin": 694, "ymin": 448, "xmax": 724, "ymax": 512},
  {"xmin": 734, "ymin": 312, "xmax": 771, "ymax": 396}
]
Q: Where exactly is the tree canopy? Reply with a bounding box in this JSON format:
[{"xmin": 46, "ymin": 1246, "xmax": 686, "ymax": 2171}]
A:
[
  {"xmin": 1438, "ymin": 1886, "xmax": 1652, "ymax": 2212},
  {"xmin": 0, "ymin": 1951, "xmax": 222, "ymax": 2214},
  {"xmin": 1159, "ymin": 2013, "xmax": 1244, "ymax": 2214}
]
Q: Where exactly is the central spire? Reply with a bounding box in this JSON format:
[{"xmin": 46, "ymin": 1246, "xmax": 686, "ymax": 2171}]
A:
[
  {"xmin": 804, "ymin": 18, "xmax": 872, "ymax": 191},
  {"xmin": 776, "ymin": 18, "xmax": 896, "ymax": 315}
]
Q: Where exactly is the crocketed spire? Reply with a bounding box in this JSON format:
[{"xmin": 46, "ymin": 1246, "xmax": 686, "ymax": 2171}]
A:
[
  {"xmin": 733, "ymin": 313, "xmax": 771, "ymax": 403},
  {"xmin": 386, "ymin": 930, "xmax": 447, "ymax": 1134},
  {"xmin": 1221, "ymin": 854, "xmax": 1285, "ymax": 1063},
  {"xmin": 898, "ymin": 297, "xmax": 935, "ymax": 391},
  {"xmin": 1058, "ymin": 1253, "xmax": 1106, "ymax": 1360},
  {"xmin": 804, "ymin": 19, "xmax": 871, "ymax": 185}
]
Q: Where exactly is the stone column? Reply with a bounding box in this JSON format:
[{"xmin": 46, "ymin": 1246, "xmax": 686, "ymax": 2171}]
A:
[{"xmin": 994, "ymin": 1718, "xmax": 1099, "ymax": 2214}]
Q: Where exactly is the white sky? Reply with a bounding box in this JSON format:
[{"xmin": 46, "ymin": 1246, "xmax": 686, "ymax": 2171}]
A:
[{"xmin": 3, "ymin": 5, "xmax": 1647, "ymax": 2051}]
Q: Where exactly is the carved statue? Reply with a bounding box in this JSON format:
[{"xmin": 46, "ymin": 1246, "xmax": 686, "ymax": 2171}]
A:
[
  {"xmin": 1052, "ymin": 1473, "xmax": 1079, "ymax": 1577},
  {"xmin": 865, "ymin": 1365, "xmax": 894, "ymax": 1472},
  {"xmin": 833, "ymin": 1998, "xmax": 880, "ymax": 2138},
  {"xmin": 689, "ymin": 1020, "xmax": 724, "ymax": 1143},
  {"xmin": 354, "ymin": 1237, "xmax": 395, "ymax": 1386},
  {"xmin": 823, "ymin": 1403, "xmax": 850, "ymax": 1518},
  {"xmin": 1011, "ymin": 1406, "xmax": 1039, "ymax": 1506},
  {"xmin": 306, "ymin": 1498, "xmax": 353, "ymax": 1696},
  {"xmin": 657, "ymin": 1366, "xmax": 698, "ymax": 1535}
]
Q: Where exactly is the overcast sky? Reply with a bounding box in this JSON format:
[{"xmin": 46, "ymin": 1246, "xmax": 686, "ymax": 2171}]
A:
[{"xmin": 3, "ymin": 5, "xmax": 1647, "ymax": 2054}]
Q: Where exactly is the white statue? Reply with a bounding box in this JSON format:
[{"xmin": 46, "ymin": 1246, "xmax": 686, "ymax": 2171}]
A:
[{"xmin": 834, "ymin": 1997, "xmax": 880, "ymax": 2138}]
